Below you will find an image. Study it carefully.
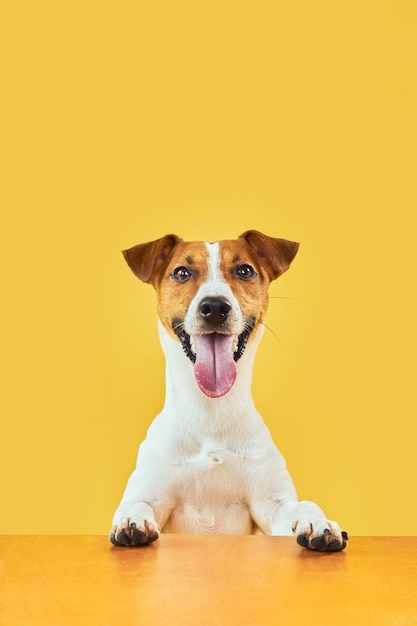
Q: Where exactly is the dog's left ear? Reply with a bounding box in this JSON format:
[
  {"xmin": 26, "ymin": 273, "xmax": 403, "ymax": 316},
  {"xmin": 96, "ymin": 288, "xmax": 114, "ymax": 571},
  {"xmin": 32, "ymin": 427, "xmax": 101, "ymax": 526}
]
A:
[
  {"xmin": 122, "ymin": 234, "xmax": 182, "ymax": 285},
  {"xmin": 239, "ymin": 230, "xmax": 299, "ymax": 280}
]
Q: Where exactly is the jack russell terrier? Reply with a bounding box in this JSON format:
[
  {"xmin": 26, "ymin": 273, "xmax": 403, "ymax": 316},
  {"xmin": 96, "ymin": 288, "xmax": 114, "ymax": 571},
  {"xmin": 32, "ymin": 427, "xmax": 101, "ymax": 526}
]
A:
[{"xmin": 110, "ymin": 230, "xmax": 348, "ymax": 551}]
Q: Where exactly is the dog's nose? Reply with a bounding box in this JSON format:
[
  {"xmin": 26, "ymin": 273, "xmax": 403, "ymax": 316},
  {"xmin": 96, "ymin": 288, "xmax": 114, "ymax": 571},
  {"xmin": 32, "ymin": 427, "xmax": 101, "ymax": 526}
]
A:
[{"xmin": 199, "ymin": 297, "xmax": 232, "ymax": 326}]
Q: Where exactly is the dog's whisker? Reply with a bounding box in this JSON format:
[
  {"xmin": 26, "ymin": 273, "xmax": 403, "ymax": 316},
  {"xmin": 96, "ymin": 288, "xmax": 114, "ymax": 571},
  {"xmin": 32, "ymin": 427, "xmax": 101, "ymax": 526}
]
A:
[
  {"xmin": 261, "ymin": 321, "xmax": 285, "ymax": 350},
  {"xmin": 269, "ymin": 295, "xmax": 302, "ymax": 301}
]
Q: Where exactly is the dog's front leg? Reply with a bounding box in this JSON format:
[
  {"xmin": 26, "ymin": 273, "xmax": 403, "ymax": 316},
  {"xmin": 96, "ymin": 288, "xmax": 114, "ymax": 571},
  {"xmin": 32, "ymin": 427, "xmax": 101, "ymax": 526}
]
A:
[
  {"xmin": 252, "ymin": 498, "xmax": 348, "ymax": 552},
  {"xmin": 110, "ymin": 500, "xmax": 159, "ymax": 546},
  {"xmin": 249, "ymin": 456, "xmax": 348, "ymax": 552},
  {"xmin": 110, "ymin": 467, "xmax": 173, "ymax": 547},
  {"xmin": 272, "ymin": 499, "xmax": 348, "ymax": 552}
]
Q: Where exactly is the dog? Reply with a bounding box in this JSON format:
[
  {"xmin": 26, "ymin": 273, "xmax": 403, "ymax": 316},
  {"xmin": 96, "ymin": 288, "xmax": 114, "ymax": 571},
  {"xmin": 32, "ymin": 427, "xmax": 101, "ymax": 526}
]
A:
[{"xmin": 110, "ymin": 230, "xmax": 348, "ymax": 551}]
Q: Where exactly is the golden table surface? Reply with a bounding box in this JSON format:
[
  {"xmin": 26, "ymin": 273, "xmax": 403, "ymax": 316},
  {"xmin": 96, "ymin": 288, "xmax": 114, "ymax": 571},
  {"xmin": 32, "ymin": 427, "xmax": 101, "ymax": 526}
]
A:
[{"xmin": 1, "ymin": 535, "xmax": 416, "ymax": 625}]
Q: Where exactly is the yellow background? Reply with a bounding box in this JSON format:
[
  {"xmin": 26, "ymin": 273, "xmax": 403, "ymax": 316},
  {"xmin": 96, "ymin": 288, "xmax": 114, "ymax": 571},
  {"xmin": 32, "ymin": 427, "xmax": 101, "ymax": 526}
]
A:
[{"xmin": 1, "ymin": 1, "xmax": 416, "ymax": 536}]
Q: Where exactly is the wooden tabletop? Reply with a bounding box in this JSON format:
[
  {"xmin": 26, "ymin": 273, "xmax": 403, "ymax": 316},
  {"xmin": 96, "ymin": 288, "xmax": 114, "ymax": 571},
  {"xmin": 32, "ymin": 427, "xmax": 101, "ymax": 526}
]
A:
[{"xmin": 1, "ymin": 535, "xmax": 416, "ymax": 625}]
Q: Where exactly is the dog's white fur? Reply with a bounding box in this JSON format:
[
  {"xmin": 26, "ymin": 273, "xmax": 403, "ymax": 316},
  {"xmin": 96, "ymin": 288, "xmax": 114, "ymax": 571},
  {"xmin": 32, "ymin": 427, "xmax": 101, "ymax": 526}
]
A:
[{"xmin": 111, "ymin": 234, "xmax": 347, "ymax": 551}]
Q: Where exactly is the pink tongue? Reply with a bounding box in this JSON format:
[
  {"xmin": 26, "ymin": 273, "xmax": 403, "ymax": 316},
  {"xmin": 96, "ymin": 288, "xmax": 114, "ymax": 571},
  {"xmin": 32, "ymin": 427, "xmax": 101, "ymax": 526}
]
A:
[{"xmin": 193, "ymin": 334, "xmax": 237, "ymax": 398}]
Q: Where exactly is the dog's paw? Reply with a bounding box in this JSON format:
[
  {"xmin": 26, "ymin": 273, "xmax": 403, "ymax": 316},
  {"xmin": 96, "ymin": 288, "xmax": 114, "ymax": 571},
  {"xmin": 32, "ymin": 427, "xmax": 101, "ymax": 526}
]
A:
[
  {"xmin": 110, "ymin": 517, "xmax": 160, "ymax": 547},
  {"xmin": 292, "ymin": 519, "xmax": 348, "ymax": 552}
]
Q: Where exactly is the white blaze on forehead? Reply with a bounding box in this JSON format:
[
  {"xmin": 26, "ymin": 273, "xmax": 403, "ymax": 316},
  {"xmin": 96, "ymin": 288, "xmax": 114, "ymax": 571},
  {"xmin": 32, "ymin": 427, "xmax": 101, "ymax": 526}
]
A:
[
  {"xmin": 201, "ymin": 241, "xmax": 237, "ymax": 301},
  {"xmin": 183, "ymin": 241, "xmax": 243, "ymax": 335},
  {"xmin": 206, "ymin": 242, "xmax": 222, "ymax": 282}
]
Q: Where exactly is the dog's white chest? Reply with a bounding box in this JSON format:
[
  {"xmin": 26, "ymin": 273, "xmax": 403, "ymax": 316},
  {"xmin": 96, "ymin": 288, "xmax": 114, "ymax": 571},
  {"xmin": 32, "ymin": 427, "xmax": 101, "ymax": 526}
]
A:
[
  {"xmin": 161, "ymin": 443, "xmax": 254, "ymax": 535},
  {"xmin": 184, "ymin": 443, "xmax": 238, "ymax": 468},
  {"xmin": 178, "ymin": 443, "xmax": 245, "ymax": 490}
]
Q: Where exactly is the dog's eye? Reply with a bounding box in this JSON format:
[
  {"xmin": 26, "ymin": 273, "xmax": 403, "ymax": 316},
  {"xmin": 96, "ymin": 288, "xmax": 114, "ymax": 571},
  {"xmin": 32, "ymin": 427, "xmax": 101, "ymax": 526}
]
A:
[
  {"xmin": 172, "ymin": 266, "xmax": 193, "ymax": 282},
  {"xmin": 235, "ymin": 264, "xmax": 256, "ymax": 281}
]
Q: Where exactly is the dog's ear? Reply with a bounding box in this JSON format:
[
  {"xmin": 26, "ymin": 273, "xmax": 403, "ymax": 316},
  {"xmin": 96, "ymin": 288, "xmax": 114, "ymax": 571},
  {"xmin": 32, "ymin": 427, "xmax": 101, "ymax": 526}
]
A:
[
  {"xmin": 122, "ymin": 234, "xmax": 182, "ymax": 285},
  {"xmin": 239, "ymin": 230, "xmax": 299, "ymax": 280}
]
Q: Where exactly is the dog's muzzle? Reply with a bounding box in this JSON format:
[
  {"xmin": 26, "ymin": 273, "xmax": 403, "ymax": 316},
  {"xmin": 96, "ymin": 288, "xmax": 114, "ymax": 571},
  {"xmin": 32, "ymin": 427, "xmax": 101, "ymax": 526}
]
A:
[
  {"xmin": 172, "ymin": 310, "xmax": 255, "ymax": 398},
  {"xmin": 174, "ymin": 325, "xmax": 253, "ymax": 365}
]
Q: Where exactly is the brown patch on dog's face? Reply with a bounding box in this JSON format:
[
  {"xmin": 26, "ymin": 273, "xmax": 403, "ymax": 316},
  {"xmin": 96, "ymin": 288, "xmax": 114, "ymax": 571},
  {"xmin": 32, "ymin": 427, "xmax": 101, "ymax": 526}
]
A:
[
  {"xmin": 155, "ymin": 241, "xmax": 210, "ymax": 340},
  {"xmin": 218, "ymin": 238, "xmax": 271, "ymax": 339}
]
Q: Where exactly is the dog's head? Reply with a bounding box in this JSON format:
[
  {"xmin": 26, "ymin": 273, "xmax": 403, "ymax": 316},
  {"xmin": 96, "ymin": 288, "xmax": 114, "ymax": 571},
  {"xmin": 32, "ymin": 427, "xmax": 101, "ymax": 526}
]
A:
[{"xmin": 123, "ymin": 230, "xmax": 299, "ymax": 398}]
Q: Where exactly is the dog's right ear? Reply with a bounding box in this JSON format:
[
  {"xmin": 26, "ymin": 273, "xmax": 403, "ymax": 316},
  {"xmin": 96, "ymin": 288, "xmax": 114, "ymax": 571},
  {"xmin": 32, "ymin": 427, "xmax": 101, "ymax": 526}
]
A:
[
  {"xmin": 239, "ymin": 230, "xmax": 299, "ymax": 281},
  {"xmin": 122, "ymin": 234, "xmax": 182, "ymax": 285}
]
